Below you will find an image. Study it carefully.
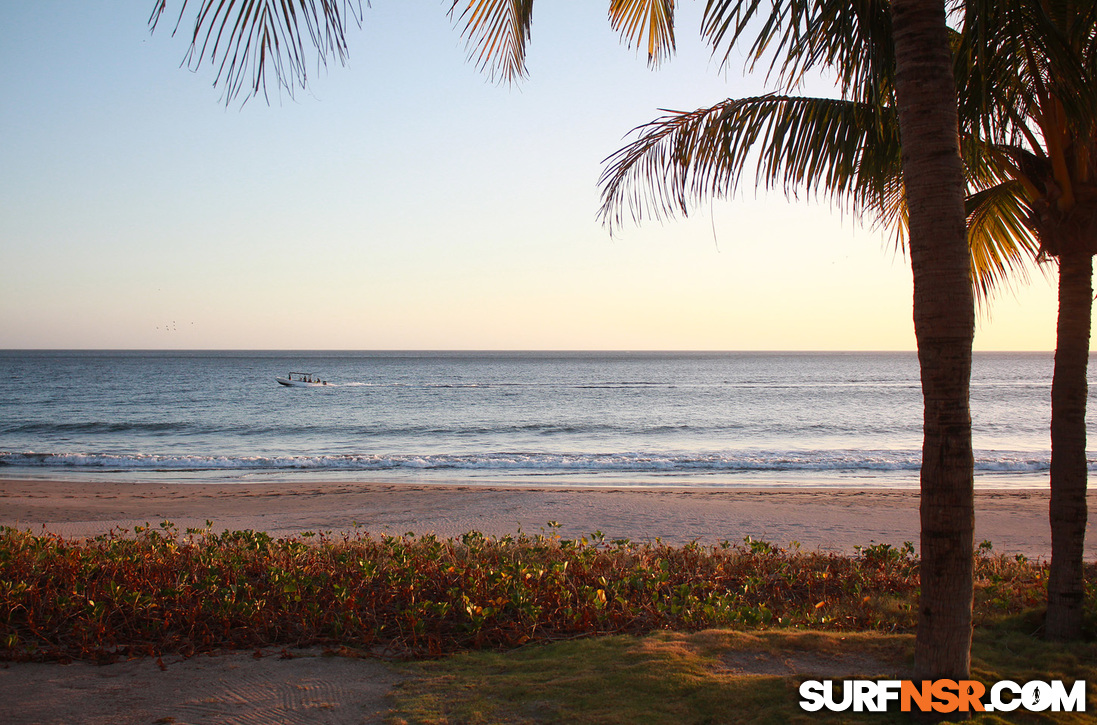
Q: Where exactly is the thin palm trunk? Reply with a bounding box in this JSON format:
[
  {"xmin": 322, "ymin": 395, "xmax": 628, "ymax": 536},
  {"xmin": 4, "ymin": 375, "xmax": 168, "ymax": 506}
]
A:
[
  {"xmin": 1047, "ymin": 247, "xmax": 1092, "ymax": 640},
  {"xmin": 890, "ymin": 0, "xmax": 975, "ymax": 680}
]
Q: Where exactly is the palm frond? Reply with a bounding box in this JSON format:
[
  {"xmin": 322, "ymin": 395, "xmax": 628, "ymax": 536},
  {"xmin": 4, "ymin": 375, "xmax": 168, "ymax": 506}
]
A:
[
  {"xmin": 965, "ymin": 180, "xmax": 1042, "ymax": 305},
  {"xmin": 449, "ymin": 0, "xmax": 535, "ymax": 83},
  {"xmin": 867, "ymin": 165, "xmax": 1040, "ymax": 309},
  {"xmin": 450, "ymin": 0, "xmax": 677, "ymax": 82},
  {"xmin": 875, "ymin": 165, "xmax": 908, "ymax": 251},
  {"xmin": 701, "ymin": 0, "xmax": 798, "ymax": 76},
  {"xmin": 701, "ymin": 0, "xmax": 895, "ymax": 109},
  {"xmin": 150, "ymin": 0, "xmax": 363, "ymax": 106},
  {"xmin": 598, "ymin": 94, "xmax": 901, "ymax": 232},
  {"xmin": 1042, "ymin": 0, "xmax": 1097, "ymax": 141},
  {"xmin": 608, "ymin": 0, "xmax": 677, "ymax": 66},
  {"xmin": 1073, "ymin": 0, "xmax": 1097, "ymax": 87},
  {"xmin": 955, "ymin": 0, "xmax": 1097, "ymax": 150},
  {"xmin": 952, "ymin": 0, "xmax": 1032, "ymax": 141}
]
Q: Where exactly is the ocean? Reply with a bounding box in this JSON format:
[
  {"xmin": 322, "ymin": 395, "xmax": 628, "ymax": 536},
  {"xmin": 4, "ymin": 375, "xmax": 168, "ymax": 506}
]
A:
[{"xmin": 0, "ymin": 351, "xmax": 1089, "ymax": 489}]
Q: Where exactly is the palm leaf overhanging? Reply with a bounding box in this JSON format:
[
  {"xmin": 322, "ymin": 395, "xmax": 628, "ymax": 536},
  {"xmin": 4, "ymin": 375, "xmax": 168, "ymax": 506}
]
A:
[
  {"xmin": 702, "ymin": 0, "xmax": 896, "ymax": 108},
  {"xmin": 150, "ymin": 1, "xmax": 681, "ymax": 102},
  {"xmin": 450, "ymin": 0, "xmax": 677, "ymax": 83},
  {"xmin": 964, "ymin": 180, "xmax": 1041, "ymax": 299},
  {"xmin": 449, "ymin": 0, "xmax": 535, "ymax": 83},
  {"xmin": 149, "ymin": 0, "xmax": 364, "ymax": 105},
  {"xmin": 598, "ymin": 0, "xmax": 1076, "ymax": 305},
  {"xmin": 953, "ymin": 0, "xmax": 1097, "ymax": 257},
  {"xmin": 608, "ymin": 0, "xmax": 677, "ymax": 66},
  {"xmin": 599, "ymin": 95, "xmax": 901, "ymax": 230}
]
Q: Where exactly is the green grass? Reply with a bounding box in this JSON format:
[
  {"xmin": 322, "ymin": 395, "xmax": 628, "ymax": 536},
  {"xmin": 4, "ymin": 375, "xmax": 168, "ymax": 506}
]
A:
[{"xmin": 389, "ymin": 626, "xmax": 1097, "ymax": 724}]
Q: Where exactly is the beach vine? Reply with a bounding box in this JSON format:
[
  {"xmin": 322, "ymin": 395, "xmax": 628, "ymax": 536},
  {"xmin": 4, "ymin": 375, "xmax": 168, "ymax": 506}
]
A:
[{"xmin": 0, "ymin": 523, "xmax": 1082, "ymax": 662}]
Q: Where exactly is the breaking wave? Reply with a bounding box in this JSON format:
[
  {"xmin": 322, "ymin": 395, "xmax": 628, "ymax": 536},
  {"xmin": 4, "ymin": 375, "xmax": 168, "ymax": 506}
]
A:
[{"xmin": 0, "ymin": 449, "xmax": 1061, "ymax": 473}]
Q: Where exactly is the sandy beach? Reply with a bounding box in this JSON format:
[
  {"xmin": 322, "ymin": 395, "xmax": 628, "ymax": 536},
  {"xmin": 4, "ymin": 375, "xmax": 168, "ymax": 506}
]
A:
[{"xmin": 2, "ymin": 478, "xmax": 1094, "ymax": 559}]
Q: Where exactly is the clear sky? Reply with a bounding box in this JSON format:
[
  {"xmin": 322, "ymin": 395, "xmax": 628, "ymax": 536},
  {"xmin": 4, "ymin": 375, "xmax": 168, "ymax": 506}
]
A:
[{"xmin": 0, "ymin": 1, "xmax": 1066, "ymax": 350}]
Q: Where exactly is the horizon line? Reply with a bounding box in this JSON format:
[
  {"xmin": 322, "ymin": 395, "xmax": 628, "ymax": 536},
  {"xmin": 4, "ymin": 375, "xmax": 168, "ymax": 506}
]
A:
[{"xmin": 0, "ymin": 348, "xmax": 1063, "ymax": 354}]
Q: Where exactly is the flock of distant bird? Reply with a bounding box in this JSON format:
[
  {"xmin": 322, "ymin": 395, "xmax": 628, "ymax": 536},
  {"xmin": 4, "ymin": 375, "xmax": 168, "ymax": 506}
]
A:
[{"xmin": 155, "ymin": 321, "xmax": 196, "ymax": 333}]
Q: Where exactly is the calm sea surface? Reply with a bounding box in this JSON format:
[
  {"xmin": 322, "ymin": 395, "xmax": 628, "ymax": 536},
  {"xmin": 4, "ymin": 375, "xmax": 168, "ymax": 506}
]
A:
[{"xmin": 0, "ymin": 351, "xmax": 1091, "ymax": 488}]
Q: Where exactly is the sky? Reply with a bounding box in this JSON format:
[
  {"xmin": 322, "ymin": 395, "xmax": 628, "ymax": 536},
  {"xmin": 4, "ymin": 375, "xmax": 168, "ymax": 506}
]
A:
[{"xmin": 0, "ymin": 1, "xmax": 1068, "ymax": 351}]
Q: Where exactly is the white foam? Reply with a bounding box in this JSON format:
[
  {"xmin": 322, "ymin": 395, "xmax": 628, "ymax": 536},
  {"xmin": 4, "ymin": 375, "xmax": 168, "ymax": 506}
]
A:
[{"xmin": 0, "ymin": 449, "xmax": 1069, "ymax": 474}]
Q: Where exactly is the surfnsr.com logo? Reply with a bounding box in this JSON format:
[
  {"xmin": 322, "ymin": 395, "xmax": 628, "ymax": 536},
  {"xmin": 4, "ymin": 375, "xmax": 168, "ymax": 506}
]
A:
[{"xmin": 799, "ymin": 679, "xmax": 1087, "ymax": 713}]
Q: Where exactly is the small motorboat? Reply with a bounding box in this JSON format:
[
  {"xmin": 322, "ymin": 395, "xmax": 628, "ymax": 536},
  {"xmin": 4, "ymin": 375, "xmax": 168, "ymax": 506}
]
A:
[{"xmin": 276, "ymin": 371, "xmax": 331, "ymax": 387}]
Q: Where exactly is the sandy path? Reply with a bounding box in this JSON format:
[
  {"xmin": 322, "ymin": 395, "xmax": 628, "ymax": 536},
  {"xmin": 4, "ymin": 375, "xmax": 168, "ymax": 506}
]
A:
[{"xmin": 0, "ymin": 649, "xmax": 400, "ymax": 725}]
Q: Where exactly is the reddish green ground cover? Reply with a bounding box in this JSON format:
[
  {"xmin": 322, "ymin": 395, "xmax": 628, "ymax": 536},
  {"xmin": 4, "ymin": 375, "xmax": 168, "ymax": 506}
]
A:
[{"xmin": 0, "ymin": 523, "xmax": 1086, "ymax": 662}]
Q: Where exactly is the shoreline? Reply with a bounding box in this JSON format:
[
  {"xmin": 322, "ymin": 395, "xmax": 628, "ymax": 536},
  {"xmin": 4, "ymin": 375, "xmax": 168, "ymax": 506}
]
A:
[
  {"xmin": 0, "ymin": 466, "xmax": 1051, "ymax": 489},
  {"xmin": 2, "ymin": 478, "xmax": 1093, "ymax": 559}
]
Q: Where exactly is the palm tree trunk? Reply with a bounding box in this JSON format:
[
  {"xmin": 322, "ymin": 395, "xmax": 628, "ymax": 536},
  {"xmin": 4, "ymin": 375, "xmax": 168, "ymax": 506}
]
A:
[
  {"xmin": 890, "ymin": 0, "xmax": 975, "ymax": 680},
  {"xmin": 1046, "ymin": 248, "xmax": 1092, "ymax": 641}
]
